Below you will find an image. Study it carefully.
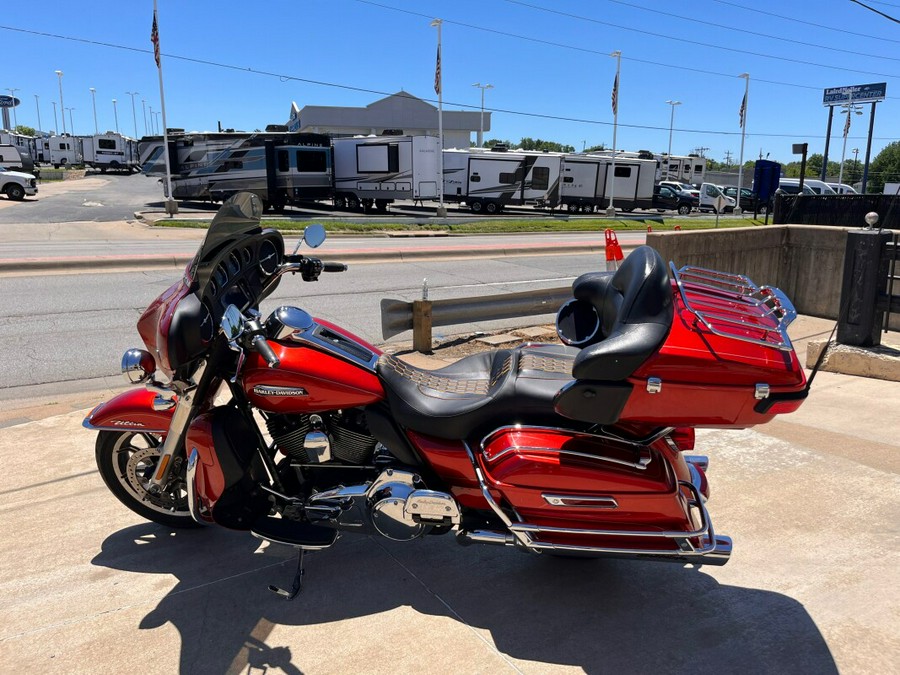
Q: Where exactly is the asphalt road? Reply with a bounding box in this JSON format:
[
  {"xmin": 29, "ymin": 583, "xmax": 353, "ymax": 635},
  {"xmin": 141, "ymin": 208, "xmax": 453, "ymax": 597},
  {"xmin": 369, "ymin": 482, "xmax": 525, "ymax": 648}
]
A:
[{"xmin": 0, "ymin": 251, "xmax": 601, "ymax": 396}]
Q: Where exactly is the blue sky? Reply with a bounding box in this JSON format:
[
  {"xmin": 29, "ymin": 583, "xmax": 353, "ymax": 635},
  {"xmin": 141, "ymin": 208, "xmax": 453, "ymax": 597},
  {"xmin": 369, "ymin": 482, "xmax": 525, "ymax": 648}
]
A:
[{"xmin": 4, "ymin": 0, "xmax": 900, "ymax": 165}]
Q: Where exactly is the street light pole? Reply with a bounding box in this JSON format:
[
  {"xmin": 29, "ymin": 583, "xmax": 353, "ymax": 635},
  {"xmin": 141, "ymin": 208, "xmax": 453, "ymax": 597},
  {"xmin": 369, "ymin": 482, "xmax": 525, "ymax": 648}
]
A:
[
  {"xmin": 471, "ymin": 83, "xmax": 493, "ymax": 148},
  {"xmin": 51, "ymin": 101, "xmax": 59, "ymax": 134},
  {"xmin": 89, "ymin": 87, "xmax": 98, "ymax": 134},
  {"xmin": 34, "ymin": 94, "xmax": 42, "ymax": 133},
  {"xmin": 125, "ymin": 91, "xmax": 139, "ymax": 139},
  {"xmin": 7, "ymin": 88, "xmax": 20, "ymax": 129},
  {"xmin": 66, "ymin": 107, "xmax": 75, "ymax": 135},
  {"xmin": 112, "ymin": 99, "xmax": 119, "ymax": 134},
  {"xmin": 665, "ymin": 100, "xmax": 681, "ymax": 179},
  {"xmin": 55, "ymin": 70, "xmax": 66, "ymax": 134},
  {"xmin": 430, "ymin": 18, "xmax": 446, "ymax": 217},
  {"xmin": 141, "ymin": 99, "xmax": 148, "ymax": 135},
  {"xmin": 852, "ymin": 147, "xmax": 860, "ymax": 185}
]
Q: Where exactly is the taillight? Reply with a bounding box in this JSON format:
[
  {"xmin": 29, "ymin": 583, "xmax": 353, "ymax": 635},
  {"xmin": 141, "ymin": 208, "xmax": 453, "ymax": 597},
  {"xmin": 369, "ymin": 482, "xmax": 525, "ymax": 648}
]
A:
[{"xmin": 668, "ymin": 427, "xmax": 695, "ymax": 452}]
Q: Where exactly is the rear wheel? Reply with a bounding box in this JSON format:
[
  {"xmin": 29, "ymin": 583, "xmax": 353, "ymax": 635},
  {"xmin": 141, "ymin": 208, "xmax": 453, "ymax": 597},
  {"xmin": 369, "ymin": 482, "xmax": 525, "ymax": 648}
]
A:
[
  {"xmin": 485, "ymin": 201, "xmax": 499, "ymax": 215},
  {"xmin": 567, "ymin": 202, "xmax": 579, "ymax": 213},
  {"xmin": 677, "ymin": 204, "xmax": 691, "ymax": 215},
  {"xmin": 470, "ymin": 200, "xmax": 483, "ymax": 214},
  {"xmin": 95, "ymin": 430, "xmax": 199, "ymax": 528}
]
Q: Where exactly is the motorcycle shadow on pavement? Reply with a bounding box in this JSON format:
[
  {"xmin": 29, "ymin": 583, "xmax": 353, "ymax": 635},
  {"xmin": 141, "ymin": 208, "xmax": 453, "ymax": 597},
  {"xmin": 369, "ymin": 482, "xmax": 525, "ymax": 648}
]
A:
[{"xmin": 92, "ymin": 522, "xmax": 838, "ymax": 674}]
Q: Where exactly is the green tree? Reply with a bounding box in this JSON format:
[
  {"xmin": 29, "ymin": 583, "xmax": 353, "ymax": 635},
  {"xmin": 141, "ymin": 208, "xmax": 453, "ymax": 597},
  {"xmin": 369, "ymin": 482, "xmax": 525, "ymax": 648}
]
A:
[
  {"xmin": 14, "ymin": 125, "xmax": 36, "ymax": 136},
  {"xmin": 868, "ymin": 141, "xmax": 900, "ymax": 193},
  {"xmin": 483, "ymin": 138, "xmax": 514, "ymax": 149},
  {"xmin": 584, "ymin": 143, "xmax": 607, "ymax": 153}
]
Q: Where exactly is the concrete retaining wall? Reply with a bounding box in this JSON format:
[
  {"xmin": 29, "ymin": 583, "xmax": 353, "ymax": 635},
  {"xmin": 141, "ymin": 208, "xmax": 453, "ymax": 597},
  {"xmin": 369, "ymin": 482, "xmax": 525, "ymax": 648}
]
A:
[{"xmin": 647, "ymin": 225, "xmax": 900, "ymax": 331}]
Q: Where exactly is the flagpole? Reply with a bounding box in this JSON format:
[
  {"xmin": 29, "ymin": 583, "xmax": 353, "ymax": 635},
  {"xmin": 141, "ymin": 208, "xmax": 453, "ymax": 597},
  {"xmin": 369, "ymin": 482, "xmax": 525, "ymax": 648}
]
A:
[
  {"xmin": 838, "ymin": 89, "xmax": 853, "ymax": 186},
  {"xmin": 153, "ymin": 0, "xmax": 177, "ymax": 216},
  {"xmin": 735, "ymin": 73, "xmax": 749, "ymax": 216},
  {"xmin": 431, "ymin": 18, "xmax": 446, "ymax": 217},
  {"xmin": 607, "ymin": 51, "xmax": 621, "ymax": 217}
]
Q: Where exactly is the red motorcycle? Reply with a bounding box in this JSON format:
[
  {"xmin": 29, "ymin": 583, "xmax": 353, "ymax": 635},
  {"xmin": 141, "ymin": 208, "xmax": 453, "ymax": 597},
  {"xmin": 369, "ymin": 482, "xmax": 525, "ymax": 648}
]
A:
[{"xmin": 86, "ymin": 193, "xmax": 808, "ymax": 598}]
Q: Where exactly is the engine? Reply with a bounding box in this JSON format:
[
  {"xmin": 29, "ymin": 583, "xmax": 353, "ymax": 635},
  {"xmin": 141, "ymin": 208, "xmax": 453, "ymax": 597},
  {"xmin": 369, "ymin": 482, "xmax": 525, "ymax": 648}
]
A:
[
  {"xmin": 307, "ymin": 469, "xmax": 461, "ymax": 541},
  {"xmin": 265, "ymin": 409, "xmax": 376, "ymax": 465}
]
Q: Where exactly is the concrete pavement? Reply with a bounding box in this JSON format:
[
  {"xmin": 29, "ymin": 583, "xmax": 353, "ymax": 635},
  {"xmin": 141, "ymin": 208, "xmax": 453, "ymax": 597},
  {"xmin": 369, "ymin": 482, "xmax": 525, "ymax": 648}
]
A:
[{"xmin": 0, "ymin": 315, "xmax": 898, "ymax": 673}]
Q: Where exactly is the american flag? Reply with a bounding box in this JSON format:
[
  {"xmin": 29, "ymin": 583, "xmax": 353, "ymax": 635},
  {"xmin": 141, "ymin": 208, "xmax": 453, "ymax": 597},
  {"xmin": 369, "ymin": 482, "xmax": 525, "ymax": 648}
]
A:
[
  {"xmin": 434, "ymin": 45, "xmax": 441, "ymax": 95},
  {"xmin": 843, "ymin": 107, "xmax": 852, "ymax": 137},
  {"xmin": 151, "ymin": 11, "xmax": 160, "ymax": 68},
  {"xmin": 739, "ymin": 91, "xmax": 747, "ymax": 128},
  {"xmin": 611, "ymin": 72, "xmax": 619, "ymax": 115}
]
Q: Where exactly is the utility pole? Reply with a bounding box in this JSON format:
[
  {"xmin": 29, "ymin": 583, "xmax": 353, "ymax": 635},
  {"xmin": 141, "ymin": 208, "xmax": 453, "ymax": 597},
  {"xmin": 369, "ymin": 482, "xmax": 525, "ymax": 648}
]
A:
[
  {"xmin": 694, "ymin": 146, "xmax": 710, "ymax": 158},
  {"xmin": 723, "ymin": 150, "xmax": 733, "ymax": 166}
]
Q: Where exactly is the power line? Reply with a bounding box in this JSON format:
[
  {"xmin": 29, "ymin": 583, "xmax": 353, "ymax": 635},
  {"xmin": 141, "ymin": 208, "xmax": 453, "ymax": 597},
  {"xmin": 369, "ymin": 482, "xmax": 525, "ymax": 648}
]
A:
[
  {"xmin": 850, "ymin": 0, "xmax": 900, "ymax": 23},
  {"xmin": 502, "ymin": 0, "xmax": 900, "ymax": 78},
  {"xmin": 0, "ymin": 23, "xmax": 892, "ymax": 142},
  {"xmin": 351, "ymin": 0, "xmax": 899, "ymax": 98},
  {"xmin": 603, "ymin": 0, "xmax": 900, "ymax": 62},
  {"xmin": 710, "ymin": 0, "xmax": 900, "ymax": 45}
]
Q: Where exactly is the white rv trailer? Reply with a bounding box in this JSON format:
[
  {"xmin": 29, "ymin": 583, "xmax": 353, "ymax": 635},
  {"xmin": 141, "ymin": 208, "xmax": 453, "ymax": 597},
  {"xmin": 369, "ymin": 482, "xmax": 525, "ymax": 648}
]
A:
[
  {"xmin": 80, "ymin": 133, "xmax": 139, "ymax": 172},
  {"xmin": 0, "ymin": 143, "xmax": 35, "ymax": 174},
  {"xmin": 442, "ymin": 147, "xmax": 563, "ymax": 213},
  {"xmin": 592, "ymin": 150, "xmax": 707, "ymax": 185},
  {"xmin": 332, "ymin": 135, "xmax": 440, "ymax": 211},
  {"xmin": 559, "ymin": 154, "xmax": 657, "ymax": 212},
  {"xmin": 139, "ymin": 131, "xmax": 333, "ymax": 210},
  {"xmin": 0, "ymin": 131, "xmax": 38, "ymax": 167},
  {"xmin": 34, "ymin": 134, "xmax": 82, "ymax": 168}
]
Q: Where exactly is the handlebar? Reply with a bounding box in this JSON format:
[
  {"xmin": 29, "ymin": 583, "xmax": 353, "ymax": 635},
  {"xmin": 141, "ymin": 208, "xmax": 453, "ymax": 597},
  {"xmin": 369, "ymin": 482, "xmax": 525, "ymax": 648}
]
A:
[
  {"xmin": 281, "ymin": 255, "xmax": 347, "ymax": 281},
  {"xmin": 250, "ymin": 334, "xmax": 280, "ymax": 368}
]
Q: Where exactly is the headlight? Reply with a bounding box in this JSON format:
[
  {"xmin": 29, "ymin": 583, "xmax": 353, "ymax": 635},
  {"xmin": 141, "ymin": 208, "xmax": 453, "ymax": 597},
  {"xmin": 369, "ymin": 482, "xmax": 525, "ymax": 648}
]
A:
[{"xmin": 122, "ymin": 348, "xmax": 156, "ymax": 384}]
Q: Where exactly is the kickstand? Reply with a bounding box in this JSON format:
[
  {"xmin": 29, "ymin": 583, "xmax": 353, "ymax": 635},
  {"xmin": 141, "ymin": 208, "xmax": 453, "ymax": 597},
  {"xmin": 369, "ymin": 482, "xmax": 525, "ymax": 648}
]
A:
[{"xmin": 268, "ymin": 548, "xmax": 306, "ymax": 601}]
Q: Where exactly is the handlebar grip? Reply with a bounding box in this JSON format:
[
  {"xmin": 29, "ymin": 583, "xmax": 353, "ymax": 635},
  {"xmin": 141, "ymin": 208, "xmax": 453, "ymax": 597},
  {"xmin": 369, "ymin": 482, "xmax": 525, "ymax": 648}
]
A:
[
  {"xmin": 251, "ymin": 335, "xmax": 280, "ymax": 368},
  {"xmin": 322, "ymin": 261, "xmax": 348, "ymax": 272}
]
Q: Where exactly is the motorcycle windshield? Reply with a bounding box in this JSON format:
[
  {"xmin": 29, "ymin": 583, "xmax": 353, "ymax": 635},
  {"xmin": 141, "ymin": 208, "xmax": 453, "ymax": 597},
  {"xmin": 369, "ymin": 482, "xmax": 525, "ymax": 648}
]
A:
[{"xmin": 188, "ymin": 192, "xmax": 264, "ymax": 293}]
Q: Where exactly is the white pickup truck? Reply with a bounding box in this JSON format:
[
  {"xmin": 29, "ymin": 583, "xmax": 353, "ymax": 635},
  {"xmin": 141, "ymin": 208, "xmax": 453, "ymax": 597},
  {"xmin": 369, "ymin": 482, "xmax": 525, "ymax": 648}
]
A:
[{"xmin": 0, "ymin": 166, "xmax": 38, "ymax": 201}]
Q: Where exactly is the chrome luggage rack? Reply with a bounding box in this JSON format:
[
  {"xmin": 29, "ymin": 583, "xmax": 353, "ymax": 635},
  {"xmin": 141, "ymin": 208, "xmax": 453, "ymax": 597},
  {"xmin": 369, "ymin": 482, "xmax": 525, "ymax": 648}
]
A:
[{"xmin": 670, "ymin": 262, "xmax": 798, "ymax": 352}]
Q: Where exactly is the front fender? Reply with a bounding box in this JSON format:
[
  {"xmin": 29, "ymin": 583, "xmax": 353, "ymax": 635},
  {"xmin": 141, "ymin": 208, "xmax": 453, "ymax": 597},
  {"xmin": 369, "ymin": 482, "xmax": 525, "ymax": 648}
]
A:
[{"xmin": 82, "ymin": 388, "xmax": 176, "ymax": 433}]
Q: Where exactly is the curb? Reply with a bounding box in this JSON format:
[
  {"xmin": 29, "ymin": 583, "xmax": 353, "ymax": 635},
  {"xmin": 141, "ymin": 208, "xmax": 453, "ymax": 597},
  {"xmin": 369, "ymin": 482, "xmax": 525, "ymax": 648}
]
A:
[{"xmin": 0, "ymin": 242, "xmax": 612, "ymax": 274}]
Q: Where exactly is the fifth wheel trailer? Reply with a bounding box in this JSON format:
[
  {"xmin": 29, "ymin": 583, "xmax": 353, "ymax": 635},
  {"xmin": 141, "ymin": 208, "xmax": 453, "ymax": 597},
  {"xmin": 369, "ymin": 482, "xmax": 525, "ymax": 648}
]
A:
[{"xmin": 332, "ymin": 135, "xmax": 440, "ymax": 211}]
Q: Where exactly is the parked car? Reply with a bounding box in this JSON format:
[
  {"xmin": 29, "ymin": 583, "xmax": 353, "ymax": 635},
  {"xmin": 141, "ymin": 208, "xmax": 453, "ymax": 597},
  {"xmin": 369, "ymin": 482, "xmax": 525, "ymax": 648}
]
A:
[
  {"xmin": 659, "ymin": 180, "xmax": 700, "ymax": 198},
  {"xmin": 652, "ymin": 185, "xmax": 679, "ymax": 212},
  {"xmin": 779, "ymin": 178, "xmax": 835, "ymax": 195},
  {"xmin": 699, "ymin": 182, "xmax": 736, "ymax": 213},
  {"xmin": 826, "ymin": 183, "xmax": 857, "ymax": 194},
  {"xmin": 0, "ymin": 166, "xmax": 38, "ymax": 201},
  {"xmin": 775, "ymin": 181, "xmax": 817, "ymax": 196},
  {"xmin": 721, "ymin": 186, "xmax": 770, "ymax": 214}
]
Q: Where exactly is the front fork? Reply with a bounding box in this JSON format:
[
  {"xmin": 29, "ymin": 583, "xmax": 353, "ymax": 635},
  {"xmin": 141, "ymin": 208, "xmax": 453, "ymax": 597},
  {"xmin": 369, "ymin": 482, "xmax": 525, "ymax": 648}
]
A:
[{"xmin": 147, "ymin": 361, "xmax": 207, "ymax": 493}]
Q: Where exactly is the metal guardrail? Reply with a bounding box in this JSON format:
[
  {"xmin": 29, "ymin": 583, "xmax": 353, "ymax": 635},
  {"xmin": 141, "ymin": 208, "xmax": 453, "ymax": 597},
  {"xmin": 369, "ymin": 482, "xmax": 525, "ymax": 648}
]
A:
[{"xmin": 381, "ymin": 286, "xmax": 571, "ymax": 352}]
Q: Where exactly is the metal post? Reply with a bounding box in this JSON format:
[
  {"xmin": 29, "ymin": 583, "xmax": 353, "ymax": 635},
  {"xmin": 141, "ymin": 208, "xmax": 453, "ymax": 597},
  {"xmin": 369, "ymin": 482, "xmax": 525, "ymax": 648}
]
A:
[
  {"xmin": 66, "ymin": 107, "xmax": 75, "ymax": 135},
  {"xmin": 112, "ymin": 99, "xmax": 119, "ymax": 134},
  {"xmin": 153, "ymin": 0, "xmax": 178, "ymax": 215},
  {"xmin": 431, "ymin": 18, "xmax": 446, "ymax": 217},
  {"xmin": 472, "ymin": 83, "xmax": 493, "ymax": 148},
  {"xmin": 861, "ymin": 102, "xmax": 877, "ymax": 194},
  {"xmin": 735, "ymin": 73, "xmax": 750, "ymax": 216},
  {"xmin": 607, "ymin": 50, "xmax": 621, "ymax": 217},
  {"xmin": 89, "ymin": 88, "xmax": 98, "ymax": 134},
  {"xmin": 821, "ymin": 106, "xmax": 834, "ymax": 181},
  {"xmin": 7, "ymin": 88, "xmax": 19, "ymax": 129},
  {"xmin": 55, "ymin": 70, "xmax": 66, "ymax": 134},
  {"xmin": 126, "ymin": 91, "xmax": 139, "ymax": 139},
  {"xmin": 34, "ymin": 94, "xmax": 42, "ymax": 133},
  {"xmin": 141, "ymin": 99, "xmax": 148, "ymax": 135},
  {"xmin": 51, "ymin": 101, "xmax": 58, "ymax": 135},
  {"xmin": 665, "ymin": 100, "xmax": 681, "ymax": 180}
]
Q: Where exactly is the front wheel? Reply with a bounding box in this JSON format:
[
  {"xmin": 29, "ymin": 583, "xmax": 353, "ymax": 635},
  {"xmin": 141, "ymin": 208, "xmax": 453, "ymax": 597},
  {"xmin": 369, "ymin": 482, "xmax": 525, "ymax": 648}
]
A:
[
  {"xmin": 677, "ymin": 204, "xmax": 691, "ymax": 215},
  {"xmin": 95, "ymin": 430, "xmax": 200, "ymax": 528},
  {"xmin": 5, "ymin": 184, "xmax": 25, "ymax": 201}
]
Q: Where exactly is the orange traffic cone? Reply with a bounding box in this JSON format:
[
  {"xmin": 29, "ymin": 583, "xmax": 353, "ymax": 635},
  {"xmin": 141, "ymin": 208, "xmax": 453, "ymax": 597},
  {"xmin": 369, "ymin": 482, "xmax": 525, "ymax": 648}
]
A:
[
  {"xmin": 647, "ymin": 225, "xmax": 653, "ymax": 233},
  {"xmin": 605, "ymin": 229, "xmax": 623, "ymax": 271},
  {"xmin": 674, "ymin": 224, "xmax": 681, "ymax": 231}
]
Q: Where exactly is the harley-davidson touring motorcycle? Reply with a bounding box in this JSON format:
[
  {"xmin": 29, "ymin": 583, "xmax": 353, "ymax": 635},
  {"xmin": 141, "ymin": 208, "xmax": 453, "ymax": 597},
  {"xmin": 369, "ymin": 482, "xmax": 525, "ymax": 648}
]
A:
[{"xmin": 85, "ymin": 192, "xmax": 809, "ymax": 598}]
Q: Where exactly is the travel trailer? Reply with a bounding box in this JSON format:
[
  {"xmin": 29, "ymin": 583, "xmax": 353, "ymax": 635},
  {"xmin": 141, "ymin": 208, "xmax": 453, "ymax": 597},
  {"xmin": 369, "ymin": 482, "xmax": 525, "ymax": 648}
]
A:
[
  {"xmin": 442, "ymin": 147, "xmax": 563, "ymax": 213},
  {"xmin": 0, "ymin": 143, "xmax": 34, "ymax": 174},
  {"xmin": 80, "ymin": 133, "xmax": 139, "ymax": 172},
  {"xmin": 34, "ymin": 134, "xmax": 82, "ymax": 167},
  {"xmin": 560, "ymin": 154, "xmax": 657, "ymax": 212}
]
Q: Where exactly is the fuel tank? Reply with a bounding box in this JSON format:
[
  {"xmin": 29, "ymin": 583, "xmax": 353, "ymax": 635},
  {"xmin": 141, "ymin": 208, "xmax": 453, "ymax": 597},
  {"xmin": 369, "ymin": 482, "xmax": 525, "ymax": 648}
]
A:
[{"xmin": 243, "ymin": 307, "xmax": 384, "ymax": 414}]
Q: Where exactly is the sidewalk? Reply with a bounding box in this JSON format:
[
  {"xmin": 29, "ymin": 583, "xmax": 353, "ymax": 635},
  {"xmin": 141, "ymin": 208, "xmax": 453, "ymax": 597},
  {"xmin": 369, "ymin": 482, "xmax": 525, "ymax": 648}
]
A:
[{"xmin": 0, "ymin": 316, "xmax": 897, "ymax": 673}]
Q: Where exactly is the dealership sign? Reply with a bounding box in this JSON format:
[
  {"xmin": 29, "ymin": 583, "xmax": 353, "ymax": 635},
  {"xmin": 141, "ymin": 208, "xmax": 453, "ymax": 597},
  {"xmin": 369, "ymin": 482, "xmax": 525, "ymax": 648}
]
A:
[
  {"xmin": 0, "ymin": 95, "xmax": 21, "ymax": 108},
  {"xmin": 823, "ymin": 83, "xmax": 887, "ymax": 106}
]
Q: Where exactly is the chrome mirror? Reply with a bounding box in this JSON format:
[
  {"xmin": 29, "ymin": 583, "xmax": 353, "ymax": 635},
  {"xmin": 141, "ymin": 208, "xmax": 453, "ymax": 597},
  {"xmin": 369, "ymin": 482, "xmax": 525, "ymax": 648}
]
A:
[
  {"xmin": 220, "ymin": 305, "xmax": 244, "ymax": 342},
  {"xmin": 121, "ymin": 348, "xmax": 156, "ymax": 384},
  {"xmin": 303, "ymin": 223, "xmax": 326, "ymax": 249}
]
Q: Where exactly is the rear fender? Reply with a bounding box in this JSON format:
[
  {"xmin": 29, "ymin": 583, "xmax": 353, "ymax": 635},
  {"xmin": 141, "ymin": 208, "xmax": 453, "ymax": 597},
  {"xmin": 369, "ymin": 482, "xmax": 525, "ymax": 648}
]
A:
[{"xmin": 82, "ymin": 388, "xmax": 175, "ymax": 433}]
